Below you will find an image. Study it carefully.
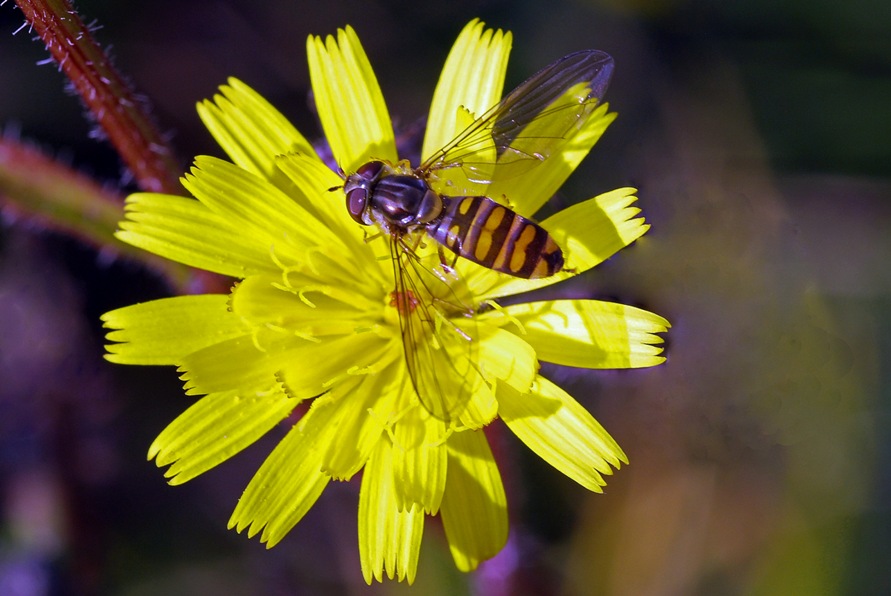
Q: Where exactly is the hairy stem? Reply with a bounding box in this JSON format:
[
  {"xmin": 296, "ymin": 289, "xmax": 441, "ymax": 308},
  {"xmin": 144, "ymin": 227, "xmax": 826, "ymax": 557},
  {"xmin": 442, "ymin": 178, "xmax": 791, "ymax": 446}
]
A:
[
  {"xmin": 0, "ymin": 136, "xmax": 215, "ymax": 292},
  {"xmin": 14, "ymin": 0, "xmax": 182, "ymax": 194}
]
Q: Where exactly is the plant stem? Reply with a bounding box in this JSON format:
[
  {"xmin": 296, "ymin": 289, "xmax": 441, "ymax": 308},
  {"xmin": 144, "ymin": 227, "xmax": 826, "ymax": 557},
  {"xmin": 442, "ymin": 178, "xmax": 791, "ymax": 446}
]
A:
[
  {"xmin": 0, "ymin": 136, "xmax": 198, "ymax": 291},
  {"xmin": 14, "ymin": 0, "xmax": 182, "ymax": 194}
]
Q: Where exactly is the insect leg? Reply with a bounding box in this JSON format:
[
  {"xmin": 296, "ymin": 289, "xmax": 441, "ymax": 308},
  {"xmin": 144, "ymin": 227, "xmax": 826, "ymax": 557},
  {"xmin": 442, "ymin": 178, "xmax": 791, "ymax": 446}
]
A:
[{"xmin": 436, "ymin": 244, "xmax": 460, "ymax": 279}]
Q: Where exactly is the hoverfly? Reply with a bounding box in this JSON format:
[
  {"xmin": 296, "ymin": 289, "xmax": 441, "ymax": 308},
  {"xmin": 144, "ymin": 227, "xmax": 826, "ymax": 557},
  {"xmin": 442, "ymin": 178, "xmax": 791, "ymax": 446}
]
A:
[{"xmin": 341, "ymin": 50, "xmax": 614, "ymax": 422}]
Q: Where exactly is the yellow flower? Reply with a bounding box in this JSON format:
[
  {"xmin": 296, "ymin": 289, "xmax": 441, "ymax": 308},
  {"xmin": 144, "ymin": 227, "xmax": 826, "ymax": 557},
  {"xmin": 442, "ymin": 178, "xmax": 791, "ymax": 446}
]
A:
[{"xmin": 102, "ymin": 19, "xmax": 669, "ymax": 583}]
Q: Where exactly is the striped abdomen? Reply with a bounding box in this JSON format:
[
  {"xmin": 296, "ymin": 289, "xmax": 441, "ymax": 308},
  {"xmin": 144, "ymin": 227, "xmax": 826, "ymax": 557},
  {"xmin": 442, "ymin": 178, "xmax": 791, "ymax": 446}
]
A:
[{"xmin": 427, "ymin": 196, "xmax": 564, "ymax": 279}]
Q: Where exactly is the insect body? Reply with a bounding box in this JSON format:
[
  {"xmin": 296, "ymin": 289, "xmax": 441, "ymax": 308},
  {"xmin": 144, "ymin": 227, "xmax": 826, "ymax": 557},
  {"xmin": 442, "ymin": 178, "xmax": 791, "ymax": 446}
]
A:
[
  {"xmin": 343, "ymin": 160, "xmax": 564, "ymax": 278},
  {"xmin": 340, "ymin": 49, "xmax": 614, "ymax": 422}
]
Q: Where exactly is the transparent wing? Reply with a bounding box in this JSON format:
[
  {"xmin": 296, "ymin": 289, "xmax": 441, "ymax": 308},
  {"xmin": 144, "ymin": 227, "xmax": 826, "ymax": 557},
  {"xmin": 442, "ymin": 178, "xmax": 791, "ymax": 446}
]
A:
[
  {"xmin": 389, "ymin": 233, "xmax": 483, "ymax": 422},
  {"xmin": 420, "ymin": 50, "xmax": 613, "ymax": 195}
]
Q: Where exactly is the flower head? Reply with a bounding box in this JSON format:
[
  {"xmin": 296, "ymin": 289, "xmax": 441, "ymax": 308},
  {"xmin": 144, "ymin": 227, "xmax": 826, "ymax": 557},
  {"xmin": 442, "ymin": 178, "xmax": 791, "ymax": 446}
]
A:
[{"xmin": 102, "ymin": 19, "xmax": 669, "ymax": 583}]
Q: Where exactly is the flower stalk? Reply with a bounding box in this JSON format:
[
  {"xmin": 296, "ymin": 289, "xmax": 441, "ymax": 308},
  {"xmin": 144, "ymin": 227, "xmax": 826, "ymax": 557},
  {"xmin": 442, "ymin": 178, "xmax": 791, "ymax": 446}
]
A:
[
  {"xmin": 0, "ymin": 136, "xmax": 197, "ymax": 290},
  {"xmin": 14, "ymin": 0, "xmax": 181, "ymax": 194}
]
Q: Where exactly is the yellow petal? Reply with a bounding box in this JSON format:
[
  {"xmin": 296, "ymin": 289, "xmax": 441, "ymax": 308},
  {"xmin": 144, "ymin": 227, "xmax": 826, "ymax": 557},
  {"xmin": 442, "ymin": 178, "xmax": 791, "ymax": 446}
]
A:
[
  {"xmin": 148, "ymin": 387, "xmax": 296, "ymax": 485},
  {"xmin": 440, "ymin": 429, "xmax": 507, "ymax": 572},
  {"xmin": 487, "ymin": 103, "xmax": 616, "ymax": 217},
  {"xmin": 180, "ymin": 330, "xmax": 393, "ymax": 401},
  {"xmin": 116, "ymin": 193, "xmax": 276, "ymax": 277},
  {"xmin": 544, "ymin": 186, "xmax": 650, "ymax": 271},
  {"xmin": 177, "ymin": 333, "xmax": 286, "ymax": 397},
  {"xmin": 421, "ymin": 19, "xmax": 512, "ymax": 162},
  {"xmin": 275, "ymin": 152, "xmax": 389, "ymax": 282},
  {"xmin": 498, "ymin": 299, "xmax": 669, "ymax": 368},
  {"xmin": 278, "ymin": 332, "xmax": 398, "ymax": 399},
  {"xmin": 318, "ymin": 373, "xmax": 391, "ymax": 480},
  {"xmin": 197, "ymin": 77, "xmax": 315, "ymax": 193},
  {"xmin": 307, "ymin": 26, "xmax": 396, "ymax": 173},
  {"xmin": 404, "ymin": 313, "xmax": 490, "ymax": 426},
  {"xmin": 230, "ymin": 274, "xmax": 376, "ymax": 332},
  {"xmin": 182, "ymin": 156, "xmax": 341, "ymax": 266},
  {"xmin": 103, "ymin": 295, "xmax": 248, "ymax": 365},
  {"xmin": 391, "ymin": 409, "xmax": 449, "ymax": 514},
  {"xmin": 228, "ymin": 398, "xmax": 337, "ymax": 545},
  {"xmin": 427, "ymin": 321, "xmax": 496, "ymax": 430},
  {"xmin": 478, "ymin": 325, "xmax": 537, "ymax": 392},
  {"xmin": 456, "ymin": 380, "xmax": 498, "ymax": 430},
  {"xmin": 471, "ymin": 187, "xmax": 650, "ymax": 300},
  {"xmin": 499, "ymin": 376, "xmax": 627, "ymax": 491},
  {"xmin": 273, "ymin": 151, "xmax": 356, "ymax": 231},
  {"xmin": 359, "ymin": 438, "xmax": 424, "ymax": 584},
  {"xmin": 453, "ymin": 324, "xmax": 537, "ymax": 429}
]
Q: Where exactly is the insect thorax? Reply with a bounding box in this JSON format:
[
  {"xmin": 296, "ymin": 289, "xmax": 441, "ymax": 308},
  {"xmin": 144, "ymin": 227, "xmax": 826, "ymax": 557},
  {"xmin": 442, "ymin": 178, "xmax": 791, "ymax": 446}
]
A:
[{"xmin": 345, "ymin": 160, "xmax": 443, "ymax": 231}]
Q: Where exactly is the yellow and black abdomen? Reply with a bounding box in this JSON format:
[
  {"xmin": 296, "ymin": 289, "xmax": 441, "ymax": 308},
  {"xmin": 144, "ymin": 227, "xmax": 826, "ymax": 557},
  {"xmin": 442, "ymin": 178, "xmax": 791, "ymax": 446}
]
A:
[{"xmin": 427, "ymin": 196, "xmax": 564, "ymax": 279}]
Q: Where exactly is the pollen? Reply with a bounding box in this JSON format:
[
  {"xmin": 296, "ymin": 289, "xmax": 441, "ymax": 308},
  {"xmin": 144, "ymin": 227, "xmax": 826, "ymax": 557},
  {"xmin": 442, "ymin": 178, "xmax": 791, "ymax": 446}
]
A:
[{"xmin": 389, "ymin": 290, "xmax": 419, "ymax": 315}]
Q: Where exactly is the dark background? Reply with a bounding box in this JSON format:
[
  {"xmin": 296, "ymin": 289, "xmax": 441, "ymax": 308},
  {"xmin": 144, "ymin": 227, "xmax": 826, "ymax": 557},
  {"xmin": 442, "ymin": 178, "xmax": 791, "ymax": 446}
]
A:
[{"xmin": 1, "ymin": 0, "xmax": 889, "ymax": 594}]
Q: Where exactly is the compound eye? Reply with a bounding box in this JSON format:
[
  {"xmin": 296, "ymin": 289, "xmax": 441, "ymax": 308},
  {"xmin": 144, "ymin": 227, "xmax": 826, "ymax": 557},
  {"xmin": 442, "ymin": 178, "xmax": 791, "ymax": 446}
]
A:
[
  {"xmin": 346, "ymin": 188, "xmax": 369, "ymax": 224},
  {"xmin": 355, "ymin": 160, "xmax": 384, "ymax": 180}
]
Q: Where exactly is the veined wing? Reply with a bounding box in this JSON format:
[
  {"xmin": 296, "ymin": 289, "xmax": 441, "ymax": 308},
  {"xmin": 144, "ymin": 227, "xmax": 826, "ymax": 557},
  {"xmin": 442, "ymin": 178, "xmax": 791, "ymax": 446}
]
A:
[
  {"xmin": 420, "ymin": 50, "xmax": 613, "ymax": 195},
  {"xmin": 388, "ymin": 233, "xmax": 483, "ymax": 423}
]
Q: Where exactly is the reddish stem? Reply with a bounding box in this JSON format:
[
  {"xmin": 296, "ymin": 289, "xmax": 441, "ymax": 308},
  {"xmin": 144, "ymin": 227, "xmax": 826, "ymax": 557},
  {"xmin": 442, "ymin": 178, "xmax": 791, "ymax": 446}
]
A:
[{"xmin": 14, "ymin": 0, "xmax": 182, "ymax": 194}]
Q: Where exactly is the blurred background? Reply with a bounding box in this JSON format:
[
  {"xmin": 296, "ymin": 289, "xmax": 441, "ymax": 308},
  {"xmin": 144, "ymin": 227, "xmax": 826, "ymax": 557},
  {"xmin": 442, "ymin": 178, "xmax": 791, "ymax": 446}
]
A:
[{"xmin": 1, "ymin": 0, "xmax": 889, "ymax": 594}]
